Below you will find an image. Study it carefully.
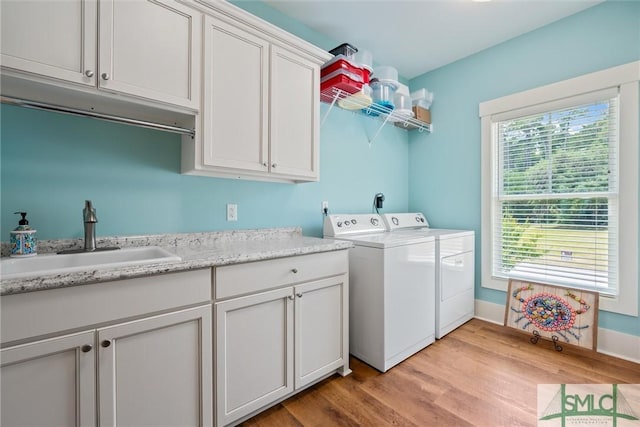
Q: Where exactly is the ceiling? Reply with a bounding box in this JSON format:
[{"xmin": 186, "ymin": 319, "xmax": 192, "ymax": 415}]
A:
[{"xmin": 262, "ymin": 0, "xmax": 604, "ymax": 79}]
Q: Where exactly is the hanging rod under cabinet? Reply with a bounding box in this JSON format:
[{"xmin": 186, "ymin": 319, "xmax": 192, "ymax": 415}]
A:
[{"xmin": 1, "ymin": 96, "xmax": 196, "ymax": 137}]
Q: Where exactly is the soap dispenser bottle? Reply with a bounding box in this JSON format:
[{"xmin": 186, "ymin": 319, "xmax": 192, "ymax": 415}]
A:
[{"xmin": 10, "ymin": 212, "xmax": 37, "ymax": 257}]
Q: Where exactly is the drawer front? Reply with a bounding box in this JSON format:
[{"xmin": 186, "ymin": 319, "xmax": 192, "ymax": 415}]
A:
[
  {"xmin": 214, "ymin": 250, "xmax": 348, "ymax": 300},
  {"xmin": 440, "ymin": 233, "xmax": 474, "ymax": 255},
  {"xmin": 1, "ymin": 269, "xmax": 212, "ymax": 345}
]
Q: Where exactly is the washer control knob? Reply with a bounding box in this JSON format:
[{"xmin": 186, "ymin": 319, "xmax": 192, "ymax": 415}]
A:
[
  {"xmin": 392, "ymin": 217, "xmax": 399, "ymax": 226},
  {"xmin": 344, "ymin": 221, "xmax": 351, "ymax": 226},
  {"xmin": 352, "ymin": 219, "xmax": 357, "ymax": 225},
  {"xmin": 337, "ymin": 221, "xmax": 343, "ymax": 227},
  {"xmin": 371, "ymin": 218, "xmax": 379, "ymax": 226}
]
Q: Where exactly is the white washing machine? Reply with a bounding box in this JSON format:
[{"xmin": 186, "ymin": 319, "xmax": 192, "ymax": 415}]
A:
[
  {"xmin": 323, "ymin": 214, "xmax": 435, "ymax": 372},
  {"xmin": 382, "ymin": 213, "xmax": 475, "ymax": 339}
]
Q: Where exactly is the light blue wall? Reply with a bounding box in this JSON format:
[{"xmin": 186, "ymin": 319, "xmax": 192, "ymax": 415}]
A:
[
  {"xmin": 1, "ymin": 2, "xmax": 409, "ymax": 241},
  {"xmin": 408, "ymin": 0, "xmax": 640, "ymax": 336}
]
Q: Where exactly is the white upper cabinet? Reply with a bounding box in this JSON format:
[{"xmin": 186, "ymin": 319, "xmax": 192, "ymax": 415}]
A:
[
  {"xmin": 181, "ymin": 1, "xmax": 331, "ymax": 183},
  {"xmin": 1, "ymin": 0, "xmax": 200, "ymax": 110},
  {"xmin": 0, "ymin": 0, "xmax": 97, "ymax": 86},
  {"xmin": 269, "ymin": 45, "xmax": 320, "ymax": 180},
  {"xmin": 202, "ymin": 15, "xmax": 269, "ymax": 172},
  {"xmin": 2, "ymin": 0, "xmax": 329, "ymax": 182},
  {"xmin": 98, "ymin": 0, "xmax": 200, "ymax": 109}
]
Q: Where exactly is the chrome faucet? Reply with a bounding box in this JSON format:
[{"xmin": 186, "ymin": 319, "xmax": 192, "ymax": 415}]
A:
[
  {"xmin": 57, "ymin": 200, "xmax": 119, "ymax": 254},
  {"xmin": 83, "ymin": 200, "xmax": 97, "ymax": 251}
]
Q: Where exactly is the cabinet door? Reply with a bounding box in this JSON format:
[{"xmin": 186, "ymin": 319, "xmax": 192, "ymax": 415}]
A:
[
  {"xmin": 0, "ymin": 331, "xmax": 96, "ymax": 427},
  {"xmin": 0, "ymin": 0, "xmax": 97, "ymax": 86},
  {"xmin": 97, "ymin": 305, "xmax": 212, "ymax": 427},
  {"xmin": 202, "ymin": 15, "xmax": 269, "ymax": 172},
  {"xmin": 215, "ymin": 287, "xmax": 294, "ymax": 426},
  {"xmin": 294, "ymin": 275, "xmax": 349, "ymax": 388},
  {"xmin": 269, "ymin": 45, "xmax": 321, "ymax": 181},
  {"xmin": 98, "ymin": 0, "xmax": 201, "ymax": 109}
]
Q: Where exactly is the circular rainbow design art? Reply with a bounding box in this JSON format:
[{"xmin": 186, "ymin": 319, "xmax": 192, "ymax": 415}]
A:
[
  {"xmin": 521, "ymin": 293, "xmax": 575, "ymax": 332},
  {"xmin": 510, "ymin": 284, "xmax": 592, "ymax": 344}
]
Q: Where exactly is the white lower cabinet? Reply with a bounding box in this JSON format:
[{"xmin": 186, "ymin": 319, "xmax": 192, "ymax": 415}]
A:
[
  {"xmin": 215, "ymin": 287, "xmax": 294, "ymax": 426},
  {"xmin": 1, "ymin": 306, "xmax": 210, "ymax": 427},
  {"xmin": 0, "ymin": 331, "xmax": 97, "ymax": 427},
  {"xmin": 1, "ymin": 253, "xmax": 349, "ymax": 427},
  {"xmin": 0, "ymin": 269, "xmax": 213, "ymax": 427},
  {"xmin": 98, "ymin": 306, "xmax": 212, "ymax": 427},
  {"xmin": 214, "ymin": 250, "xmax": 350, "ymax": 426},
  {"xmin": 294, "ymin": 277, "xmax": 347, "ymax": 389}
]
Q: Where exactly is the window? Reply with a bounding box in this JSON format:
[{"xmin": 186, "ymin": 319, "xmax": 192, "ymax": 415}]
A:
[
  {"xmin": 480, "ymin": 61, "xmax": 639, "ymax": 316},
  {"xmin": 495, "ymin": 91, "xmax": 618, "ymax": 294}
]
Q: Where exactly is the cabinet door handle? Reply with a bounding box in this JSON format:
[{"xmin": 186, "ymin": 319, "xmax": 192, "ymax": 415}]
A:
[
  {"xmin": 85, "ymin": 70, "xmax": 94, "ymax": 77},
  {"xmin": 101, "ymin": 340, "xmax": 112, "ymax": 348},
  {"xmin": 287, "ymin": 295, "xmax": 294, "ymax": 301},
  {"xmin": 291, "ymin": 268, "xmax": 298, "ymax": 274},
  {"xmin": 81, "ymin": 344, "xmax": 93, "ymax": 353},
  {"xmin": 101, "ymin": 73, "xmax": 110, "ymax": 81},
  {"xmin": 271, "ymin": 163, "xmax": 277, "ymax": 168},
  {"xmin": 262, "ymin": 162, "xmax": 268, "ymax": 168},
  {"xmin": 296, "ymin": 292, "xmax": 303, "ymax": 298}
]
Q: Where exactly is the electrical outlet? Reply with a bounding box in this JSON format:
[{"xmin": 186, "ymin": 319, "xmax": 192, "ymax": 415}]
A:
[
  {"xmin": 226, "ymin": 203, "xmax": 238, "ymax": 221},
  {"xmin": 321, "ymin": 201, "xmax": 329, "ymax": 214}
]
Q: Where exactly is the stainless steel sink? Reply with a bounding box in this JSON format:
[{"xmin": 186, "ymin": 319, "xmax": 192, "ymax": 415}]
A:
[{"xmin": 1, "ymin": 246, "xmax": 181, "ymax": 280}]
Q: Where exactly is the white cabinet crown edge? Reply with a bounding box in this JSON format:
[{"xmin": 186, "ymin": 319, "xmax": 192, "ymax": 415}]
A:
[{"xmin": 187, "ymin": 0, "xmax": 331, "ymax": 64}]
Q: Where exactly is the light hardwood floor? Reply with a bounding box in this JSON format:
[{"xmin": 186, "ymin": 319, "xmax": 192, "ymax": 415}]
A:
[{"xmin": 242, "ymin": 319, "xmax": 640, "ymax": 426}]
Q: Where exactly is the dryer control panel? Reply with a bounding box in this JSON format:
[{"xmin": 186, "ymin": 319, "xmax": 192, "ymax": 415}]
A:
[{"xmin": 382, "ymin": 213, "xmax": 430, "ymax": 231}]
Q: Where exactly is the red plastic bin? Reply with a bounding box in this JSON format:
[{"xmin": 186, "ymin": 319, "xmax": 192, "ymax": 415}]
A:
[
  {"xmin": 320, "ymin": 73, "xmax": 363, "ymax": 103},
  {"xmin": 321, "ymin": 55, "xmax": 370, "ymax": 84}
]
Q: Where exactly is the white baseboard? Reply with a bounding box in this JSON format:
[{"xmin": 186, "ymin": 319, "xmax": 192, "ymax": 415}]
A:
[
  {"xmin": 475, "ymin": 299, "xmax": 505, "ymax": 325},
  {"xmin": 474, "ymin": 299, "xmax": 640, "ymax": 364}
]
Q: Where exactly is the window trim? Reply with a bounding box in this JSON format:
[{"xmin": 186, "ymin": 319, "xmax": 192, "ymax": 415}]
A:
[{"xmin": 480, "ymin": 61, "xmax": 639, "ymax": 316}]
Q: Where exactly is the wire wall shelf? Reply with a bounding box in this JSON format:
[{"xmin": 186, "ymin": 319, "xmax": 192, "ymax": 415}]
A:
[{"xmin": 320, "ymin": 87, "xmax": 432, "ymax": 144}]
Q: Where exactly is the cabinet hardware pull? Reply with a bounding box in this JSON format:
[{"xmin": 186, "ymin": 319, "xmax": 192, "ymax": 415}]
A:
[
  {"xmin": 296, "ymin": 292, "xmax": 303, "ymax": 298},
  {"xmin": 262, "ymin": 162, "xmax": 268, "ymax": 167},
  {"xmin": 287, "ymin": 295, "xmax": 294, "ymax": 300},
  {"xmin": 81, "ymin": 344, "xmax": 93, "ymax": 353},
  {"xmin": 85, "ymin": 70, "xmax": 94, "ymax": 77},
  {"xmin": 101, "ymin": 340, "xmax": 112, "ymax": 348},
  {"xmin": 272, "ymin": 163, "xmax": 277, "ymax": 168},
  {"xmin": 291, "ymin": 268, "xmax": 298, "ymax": 274},
  {"xmin": 101, "ymin": 73, "xmax": 110, "ymax": 80}
]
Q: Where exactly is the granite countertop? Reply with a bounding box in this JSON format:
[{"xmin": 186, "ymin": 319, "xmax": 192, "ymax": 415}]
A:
[{"xmin": 0, "ymin": 228, "xmax": 353, "ymax": 296}]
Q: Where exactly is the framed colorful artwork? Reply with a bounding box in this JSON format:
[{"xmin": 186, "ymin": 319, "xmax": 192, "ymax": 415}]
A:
[{"xmin": 504, "ymin": 279, "xmax": 599, "ymax": 351}]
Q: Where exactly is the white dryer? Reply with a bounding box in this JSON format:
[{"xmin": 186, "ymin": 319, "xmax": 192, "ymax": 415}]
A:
[
  {"xmin": 324, "ymin": 214, "xmax": 435, "ymax": 372},
  {"xmin": 382, "ymin": 213, "xmax": 475, "ymax": 339}
]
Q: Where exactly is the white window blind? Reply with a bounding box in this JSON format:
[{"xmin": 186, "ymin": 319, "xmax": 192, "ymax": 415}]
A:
[{"xmin": 492, "ymin": 93, "xmax": 619, "ymax": 295}]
